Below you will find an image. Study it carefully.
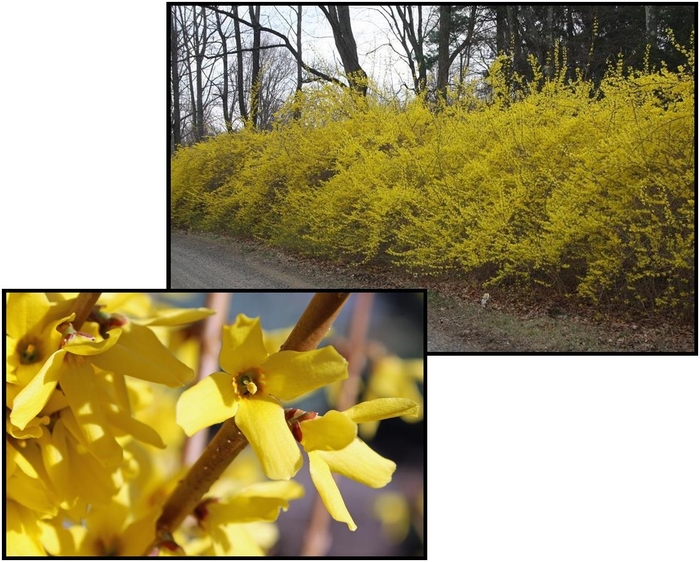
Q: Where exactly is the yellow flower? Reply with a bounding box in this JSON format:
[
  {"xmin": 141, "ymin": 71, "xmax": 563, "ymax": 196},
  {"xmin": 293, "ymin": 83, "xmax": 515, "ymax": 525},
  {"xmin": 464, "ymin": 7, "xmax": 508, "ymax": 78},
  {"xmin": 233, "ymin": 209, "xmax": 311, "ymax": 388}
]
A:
[
  {"xmin": 7, "ymin": 293, "xmax": 209, "ymax": 465},
  {"xmin": 176, "ymin": 314, "xmax": 348, "ymax": 480},
  {"xmin": 359, "ymin": 355, "xmax": 424, "ymax": 439},
  {"xmin": 38, "ymin": 483, "xmax": 161, "ymax": 556},
  {"xmin": 190, "ymin": 480, "xmax": 304, "ymax": 556},
  {"xmin": 294, "ymin": 398, "xmax": 419, "ymax": 530}
]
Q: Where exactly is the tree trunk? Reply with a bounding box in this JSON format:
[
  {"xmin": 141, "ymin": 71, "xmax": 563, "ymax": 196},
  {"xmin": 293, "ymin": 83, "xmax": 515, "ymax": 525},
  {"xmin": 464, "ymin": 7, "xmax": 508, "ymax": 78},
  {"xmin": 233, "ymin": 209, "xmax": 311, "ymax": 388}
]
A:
[
  {"xmin": 214, "ymin": 11, "xmax": 233, "ymax": 132},
  {"xmin": 232, "ymin": 5, "xmax": 248, "ymax": 122},
  {"xmin": 320, "ymin": 5, "xmax": 368, "ymax": 96},
  {"xmin": 436, "ymin": 5, "xmax": 451, "ymax": 101},
  {"xmin": 495, "ymin": 6, "xmax": 508, "ymax": 54},
  {"xmin": 293, "ymin": 5, "xmax": 303, "ymax": 120},
  {"xmin": 249, "ymin": 5, "xmax": 261, "ymax": 128},
  {"xmin": 645, "ymin": 5, "xmax": 658, "ymax": 44},
  {"xmin": 170, "ymin": 7, "xmax": 181, "ymax": 151}
]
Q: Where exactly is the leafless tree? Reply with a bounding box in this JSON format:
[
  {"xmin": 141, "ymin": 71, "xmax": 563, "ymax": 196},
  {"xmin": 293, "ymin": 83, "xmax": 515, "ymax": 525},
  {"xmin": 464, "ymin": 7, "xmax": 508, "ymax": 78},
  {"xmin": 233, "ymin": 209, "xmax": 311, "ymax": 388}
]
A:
[
  {"xmin": 318, "ymin": 5, "xmax": 368, "ymax": 96},
  {"xmin": 170, "ymin": 7, "xmax": 182, "ymax": 151},
  {"xmin": 378, "ymin": 6, "xmax": 439, "ymax": 96}
]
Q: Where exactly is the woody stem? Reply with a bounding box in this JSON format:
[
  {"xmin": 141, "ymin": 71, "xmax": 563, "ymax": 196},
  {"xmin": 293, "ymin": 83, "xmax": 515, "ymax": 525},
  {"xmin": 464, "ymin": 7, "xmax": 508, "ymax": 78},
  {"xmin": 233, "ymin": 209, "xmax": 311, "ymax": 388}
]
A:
[
  {"xmin": 147, "ymin": 291, "xmax": 351, "ymax": 554},
  {"xmin": 280, "ymin": 293, "xmax": 351, "ymax": 351},
  {"xmin": 72, "ymin": 292, "xmax": 101, "ymax": 330}
]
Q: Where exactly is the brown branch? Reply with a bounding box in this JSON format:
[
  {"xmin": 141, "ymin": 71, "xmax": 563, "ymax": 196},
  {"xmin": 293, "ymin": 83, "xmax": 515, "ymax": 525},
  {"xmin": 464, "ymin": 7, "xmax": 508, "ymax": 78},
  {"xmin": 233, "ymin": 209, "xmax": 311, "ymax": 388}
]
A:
[
  {"xmin": 157, "ymin": 417, "xmax": 248, "ymax": 536},
  {"xmin": 280, "ymin": 293, "xmax": 351, "ymax": 352},
  {"xmin": 147, "ymin": 291, "xmax": 351, "ymax": 555},
  {"xmin": 72, "ymin": 293, "xmax": 101, "ymax": 330}
]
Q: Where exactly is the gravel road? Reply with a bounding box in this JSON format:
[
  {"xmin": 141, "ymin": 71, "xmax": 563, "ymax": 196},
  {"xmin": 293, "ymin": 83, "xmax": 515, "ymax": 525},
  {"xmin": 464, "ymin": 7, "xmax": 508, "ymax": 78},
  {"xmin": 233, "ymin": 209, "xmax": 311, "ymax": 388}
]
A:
[
  {"xmin": 170, "ymin": 230, "xmax": 472, "ymax": 351},
  {"xmin": 171, "ymin": 230, "xmax": 358, "ymax": 289}
]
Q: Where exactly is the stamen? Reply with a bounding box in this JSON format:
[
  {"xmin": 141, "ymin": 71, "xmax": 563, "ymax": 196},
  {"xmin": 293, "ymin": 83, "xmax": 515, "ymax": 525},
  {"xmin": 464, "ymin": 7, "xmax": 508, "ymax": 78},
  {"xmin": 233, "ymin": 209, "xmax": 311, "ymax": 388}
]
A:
[
  {"xmin": 20, "ymin": 343, "xmax": 39, "ymax": 364},
  {"xmin": 236, "ymin": 371, "xmax": 261, "ymax": 396}
]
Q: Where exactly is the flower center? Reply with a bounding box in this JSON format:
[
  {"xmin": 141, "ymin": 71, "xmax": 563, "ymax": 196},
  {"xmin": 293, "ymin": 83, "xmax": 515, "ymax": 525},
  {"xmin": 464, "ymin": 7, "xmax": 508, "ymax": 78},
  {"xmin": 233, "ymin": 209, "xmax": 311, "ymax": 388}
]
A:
[
  {"xmin": 19, "ymin": 341, "xmax": 41, "ymax": 364},
  {"xmin": 234, "ymin": 368, "xmax": 263, "ymax": 397}
]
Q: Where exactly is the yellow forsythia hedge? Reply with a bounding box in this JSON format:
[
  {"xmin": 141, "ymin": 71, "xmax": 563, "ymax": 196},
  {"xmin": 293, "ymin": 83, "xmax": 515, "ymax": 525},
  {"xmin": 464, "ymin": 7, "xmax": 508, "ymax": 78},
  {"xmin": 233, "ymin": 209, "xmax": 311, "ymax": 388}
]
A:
[{"xmin": 171, "ymin": 45, "xmax": 695, "ymax": 316}]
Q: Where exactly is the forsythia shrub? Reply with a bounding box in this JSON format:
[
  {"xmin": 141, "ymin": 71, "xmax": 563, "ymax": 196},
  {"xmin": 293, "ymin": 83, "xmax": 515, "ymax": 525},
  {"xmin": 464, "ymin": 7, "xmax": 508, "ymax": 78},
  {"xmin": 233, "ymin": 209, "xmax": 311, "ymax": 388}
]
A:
[{"xmin": 170, "ymin": 39, "xmax": 694, "ymax": 316}]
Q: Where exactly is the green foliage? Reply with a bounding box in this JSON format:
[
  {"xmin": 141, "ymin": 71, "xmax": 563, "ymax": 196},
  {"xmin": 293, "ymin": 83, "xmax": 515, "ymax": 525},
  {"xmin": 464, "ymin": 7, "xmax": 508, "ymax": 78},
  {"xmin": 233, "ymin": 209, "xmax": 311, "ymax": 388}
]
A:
[{"xmin": 171, "ymin": 40, "xmax": 695, "ymax": 317}]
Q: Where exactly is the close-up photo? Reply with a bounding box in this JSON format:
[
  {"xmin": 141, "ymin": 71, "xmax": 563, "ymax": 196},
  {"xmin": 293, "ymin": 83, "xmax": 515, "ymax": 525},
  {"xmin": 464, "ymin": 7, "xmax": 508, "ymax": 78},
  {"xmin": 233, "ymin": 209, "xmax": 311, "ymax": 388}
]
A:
[{"xmin": 4, "ymin": 291, "xmax": 425, "ymax": 557}]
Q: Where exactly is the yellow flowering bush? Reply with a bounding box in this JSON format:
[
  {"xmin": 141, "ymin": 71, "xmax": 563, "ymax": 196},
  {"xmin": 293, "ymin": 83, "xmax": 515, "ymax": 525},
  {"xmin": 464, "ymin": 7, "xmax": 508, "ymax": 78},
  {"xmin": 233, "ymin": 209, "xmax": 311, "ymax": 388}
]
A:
[
  {"xmin": 171, "ymin": 36, "xmax": 694, "ymax": 317},
  {"xmin": 5, "ymin": 292, "xmax": 421, "ymax": 556}
]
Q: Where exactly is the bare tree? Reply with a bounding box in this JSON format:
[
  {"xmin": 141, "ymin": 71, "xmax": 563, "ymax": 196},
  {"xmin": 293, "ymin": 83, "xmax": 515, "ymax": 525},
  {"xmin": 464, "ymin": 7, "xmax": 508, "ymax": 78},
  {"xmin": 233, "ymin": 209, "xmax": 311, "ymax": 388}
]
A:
[
  {"xmin": 318, "ymin": 5, "xmax": 368, "ymax": 96},
  {"xmin": 170, "ymin": 6, "xmax": 182, "ymax": 151},
  {"xmin": 214, "ymin": 9, "xmax": 233, "ymax": 132},
  {"xmin": 379, "ymin": 6, "xmax": 438, "ymax": 95},
  {"xmin": 232, "ymin": 5, "xmax": 248, "ymax": 123},
  {"xmin": 435, "ymin": 5, "xmax": 479, "ymax": 102},
  {"xmin": 204, "ymin": 5, "xmax": 344, "ymax": 89},
  {"xmin": 248, "ymin": 5, "xmax": 262, "ymax": 127}
]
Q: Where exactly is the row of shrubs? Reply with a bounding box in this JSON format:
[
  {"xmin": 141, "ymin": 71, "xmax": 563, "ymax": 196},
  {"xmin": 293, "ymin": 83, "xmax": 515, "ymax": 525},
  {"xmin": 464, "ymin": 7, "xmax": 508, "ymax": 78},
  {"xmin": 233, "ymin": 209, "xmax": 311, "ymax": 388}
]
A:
[{"xmin": 172, "ymin": 47, "xmax": 695, "ymax": 318}]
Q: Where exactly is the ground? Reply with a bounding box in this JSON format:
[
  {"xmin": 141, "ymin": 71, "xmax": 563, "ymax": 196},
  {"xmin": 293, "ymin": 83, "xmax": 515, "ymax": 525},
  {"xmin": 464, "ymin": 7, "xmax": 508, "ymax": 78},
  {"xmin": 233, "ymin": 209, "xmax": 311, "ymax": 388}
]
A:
[{"xmin": 170, "ymin": 230, "xmax": 696, "ymax": 353}]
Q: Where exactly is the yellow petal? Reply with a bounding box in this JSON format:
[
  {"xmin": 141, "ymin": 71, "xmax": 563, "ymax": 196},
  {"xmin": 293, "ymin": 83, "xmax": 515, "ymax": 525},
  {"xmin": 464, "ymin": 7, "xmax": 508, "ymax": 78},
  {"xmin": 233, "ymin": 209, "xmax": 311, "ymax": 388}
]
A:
[
  {"xmin": 176, "ymin": 372, "xmax": 239, "ymax": 436},
  {"xmin": 59, "ymin": 358, "xmax": 123, "ymax": 466},
  {"xmin": 317, "ymin": 439, "xmax": 396, "ymax": 488},
  {"xmin": 104, "ymin": 406, "xmax": 165, "ymax": 448},
  {"xmin": 120, "ymin": 505, "xmax": 162, "ymax": 556},
  {"xmin": 219, "ymin": 315, "xmax": 269, "ymax": 375},
  {"xmin": 136, "ymin": 307, "xmax": 215, "ymax": 327},
  {"xmin": 262, "ymin": 346, "xmax": 348, "ymax": 401},
  {"xmin": 208, "ymin": 495, "xmax": 291, "ymax": 524},
  {"xmin": 210, "ymin": 524, "xmax": 264, "ymax": 556},
  {"xmin": 235, "ymin": 398, "xmax": 302, "ymax": 480},
  {"xmin": 40, "ymin": 419, "xmax": 76, "ymax": 510},
  {"xmin": 237, "ymin": 479, "xmax": 305, "ymax": 501},
  {"xmin": 62, "ymin": 331, "xmax": 119, "ymax": 356},
  {"xmin": 10, "ymin": 350, "xmax": 66, "ymax": 430},
  {"xmin": 92, "ymin": 324, "xmax": 193, "ymax": 387},
  {"xmin": 58, "ymin": 409, "xmax": 123, "ymax": 504},
  {"xmin": 343, "ymin": 398, "xmax": 419, "ymax": 423},
  {"xmin": 5, "ymin": 293, "xmax": 51, "ymax": 339},
  {"xmin": 308, "ymin": 452, "xmax": 357, "ymax": 531},
  {"xmin": 6, "ymin": 501, "xmax": 47, "ymax": 556},
  {"xmin": 7, "ymin": 461, "xmax": 58, "ymax": 517},
  {"xmin": 300, "ymin": 411, "xmax": 357, "ymax": 451}
]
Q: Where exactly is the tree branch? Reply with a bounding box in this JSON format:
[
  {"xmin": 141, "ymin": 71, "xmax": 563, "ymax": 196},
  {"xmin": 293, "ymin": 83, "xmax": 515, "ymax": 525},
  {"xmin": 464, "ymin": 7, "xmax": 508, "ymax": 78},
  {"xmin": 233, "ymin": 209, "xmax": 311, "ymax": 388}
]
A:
[
  {"xmin": 146, "ymin": 291, "xmax": 351, "ymax": 555},
  {"xmin": 72, "ymin": 293, "xmax": 101, "ymax": 330},
  {"xmin": 203, "ymin": 5, "xmax": 346, "ymax": 88}
]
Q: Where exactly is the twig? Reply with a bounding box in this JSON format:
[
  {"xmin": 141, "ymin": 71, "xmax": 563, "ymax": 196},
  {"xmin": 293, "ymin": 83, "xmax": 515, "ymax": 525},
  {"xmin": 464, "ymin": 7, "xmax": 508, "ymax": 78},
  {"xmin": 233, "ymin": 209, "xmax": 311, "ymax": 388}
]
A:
[
  {"xmin": 280, "ymin": 293, "xmax": 351, "ymax": 352},
  {"xmin": 146, "ymin": 292, "xmax": 351, "ymax": 555},
  {"xmin": 72, "ymin": 292, "xmax": 101, "ymax": 330},
  {"xmin": 157, "ymin": 417, "xmax": 249, "ymax": 536}
]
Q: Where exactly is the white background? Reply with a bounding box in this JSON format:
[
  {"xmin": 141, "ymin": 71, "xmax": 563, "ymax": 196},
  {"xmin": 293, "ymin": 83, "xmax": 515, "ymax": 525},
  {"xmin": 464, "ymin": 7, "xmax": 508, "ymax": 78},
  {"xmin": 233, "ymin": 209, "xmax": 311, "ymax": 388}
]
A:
[
  {"xmin": 431, "ymin": 355, "xmax": 700, "ymax": 561},
  {"xmin": 1, "ymin": 3, "xmax": 698, "ymax": 561}
]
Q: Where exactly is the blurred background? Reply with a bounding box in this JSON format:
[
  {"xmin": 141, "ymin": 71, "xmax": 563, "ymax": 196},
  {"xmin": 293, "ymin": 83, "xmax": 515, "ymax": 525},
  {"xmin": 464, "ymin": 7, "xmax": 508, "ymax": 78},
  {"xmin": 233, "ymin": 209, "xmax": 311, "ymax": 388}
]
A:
[{"xmin": 153, "ymin": 291, "xmax": 425, "ymax": 556}]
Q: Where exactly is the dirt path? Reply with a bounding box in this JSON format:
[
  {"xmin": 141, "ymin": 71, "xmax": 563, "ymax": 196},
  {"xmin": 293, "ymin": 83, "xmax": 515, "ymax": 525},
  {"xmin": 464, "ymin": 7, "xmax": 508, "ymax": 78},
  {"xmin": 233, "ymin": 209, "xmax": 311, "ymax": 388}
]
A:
[{"xmin": 170, "ymin": 230, "xmax": 695, "ymax": 353}]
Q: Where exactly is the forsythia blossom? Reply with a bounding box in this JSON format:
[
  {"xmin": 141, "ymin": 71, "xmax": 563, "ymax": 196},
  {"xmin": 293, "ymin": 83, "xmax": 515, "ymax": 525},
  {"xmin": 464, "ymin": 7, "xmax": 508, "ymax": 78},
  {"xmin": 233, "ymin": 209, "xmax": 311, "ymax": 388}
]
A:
[
  {"xmin": 5, "ymin": 293, "xmax": 213, "ymax": 555},
  {"xmin": 290, "ymin": 398, "xmax": 420, "ymax": 530},
  {"xmin": 177, "ymin": 314, "xmax": 349, "ymax": 480}
]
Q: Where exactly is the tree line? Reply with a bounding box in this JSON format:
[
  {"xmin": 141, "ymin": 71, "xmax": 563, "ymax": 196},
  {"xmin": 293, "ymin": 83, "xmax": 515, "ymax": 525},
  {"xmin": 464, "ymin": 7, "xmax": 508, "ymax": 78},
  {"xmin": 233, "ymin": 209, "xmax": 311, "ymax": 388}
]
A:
[{"xmin": 169, "ymin": 4, "xmax": 695, "ymax": 151}]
